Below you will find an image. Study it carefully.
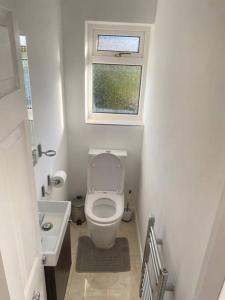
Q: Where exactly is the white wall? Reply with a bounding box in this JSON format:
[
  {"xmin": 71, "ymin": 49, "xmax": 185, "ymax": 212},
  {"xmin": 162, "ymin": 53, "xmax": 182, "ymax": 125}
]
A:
[
  {"xmin": 137, "ymin": 0, "xmax": 225, "ymax": 299},
  {"xmin": 61, "ymin": 0, "xmax": 157, "ymax": 203},
  {"xmin": 0, "ymin": 0, "xmax": 12, "ymax": 9},
  {"xmin": 0, "ymin": 253, "xmax": 10, "ymax": 300},
  {"xmin": 14, "ymin": 0, "xmax": 68, "ymax": 201}
]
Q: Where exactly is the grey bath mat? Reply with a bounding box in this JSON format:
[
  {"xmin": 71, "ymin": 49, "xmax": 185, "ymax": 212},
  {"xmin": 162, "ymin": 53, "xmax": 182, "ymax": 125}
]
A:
[{"xmin": 76, "ymin": 236, "xmax": 130, "ymax": 273}]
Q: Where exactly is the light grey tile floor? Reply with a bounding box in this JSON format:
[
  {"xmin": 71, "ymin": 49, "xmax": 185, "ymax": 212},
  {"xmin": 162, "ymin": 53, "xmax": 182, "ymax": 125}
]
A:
[{"xmin": 65, "ymin": 219, "xmax": 141, "ymax": 300}]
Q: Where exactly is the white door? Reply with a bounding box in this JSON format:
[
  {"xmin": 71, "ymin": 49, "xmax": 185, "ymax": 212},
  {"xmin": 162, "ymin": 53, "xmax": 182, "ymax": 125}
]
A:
[{"xmin": 0, "ymin": 6, "xmax": 46, "ymax": 300}]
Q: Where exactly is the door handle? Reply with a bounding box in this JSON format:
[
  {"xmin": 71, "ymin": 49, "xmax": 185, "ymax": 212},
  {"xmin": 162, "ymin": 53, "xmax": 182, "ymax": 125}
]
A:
[
  {"xmin": 32, "ymin": 290, "xmax": 40, "ymax": 300},
  {"xmin": 37, "ymin": 144, "xmax": 56, "ymax": 158}
]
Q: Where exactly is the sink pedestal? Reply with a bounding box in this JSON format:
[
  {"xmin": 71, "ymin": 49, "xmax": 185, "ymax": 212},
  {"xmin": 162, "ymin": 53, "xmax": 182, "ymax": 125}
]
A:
[{"xmin": 44, "ymin": 223, "xmax": 71, "ymax": 300}]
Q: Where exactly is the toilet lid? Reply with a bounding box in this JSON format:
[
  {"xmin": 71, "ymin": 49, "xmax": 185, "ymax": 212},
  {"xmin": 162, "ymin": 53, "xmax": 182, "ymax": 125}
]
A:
[{"xmin": 87, "ymin": 153, "xmax": 124, "ymax": 193}]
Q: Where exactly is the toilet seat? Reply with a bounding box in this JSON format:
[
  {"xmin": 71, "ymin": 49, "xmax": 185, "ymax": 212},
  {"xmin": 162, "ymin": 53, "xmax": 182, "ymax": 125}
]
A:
[{"xmin": 85, "ymin": 192, "xmax": 124, "ymax": 225}]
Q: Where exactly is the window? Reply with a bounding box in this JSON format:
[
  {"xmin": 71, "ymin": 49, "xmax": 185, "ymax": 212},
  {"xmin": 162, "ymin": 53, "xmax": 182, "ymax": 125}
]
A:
[
  {"xmin": 19, "ymin": 35, "xmax": 33, "ymax": 116},
  {"xmin": 85, "ymin": 21, "xmax": 150, "ymax": 125},
  {"xmin": 19, "ymin": 35, "xmax": 36, "ymax": 147}
]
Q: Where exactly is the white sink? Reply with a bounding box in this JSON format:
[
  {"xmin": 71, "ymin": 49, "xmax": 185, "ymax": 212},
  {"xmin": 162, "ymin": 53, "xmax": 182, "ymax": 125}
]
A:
[{"xmin": 38, "ymin": 200, "xmax": 71, "ymax": 266}]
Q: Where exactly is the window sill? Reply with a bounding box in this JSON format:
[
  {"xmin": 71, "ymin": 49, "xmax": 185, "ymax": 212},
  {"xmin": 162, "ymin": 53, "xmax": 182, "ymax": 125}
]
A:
[{"xmin": 85, "ymin": 117, "xmax": 144, "ymax": 126}]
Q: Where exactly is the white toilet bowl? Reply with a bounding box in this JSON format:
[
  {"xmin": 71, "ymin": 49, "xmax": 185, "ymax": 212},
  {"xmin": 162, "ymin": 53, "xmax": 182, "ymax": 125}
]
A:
[
  {"xmin": 85, "ymin": 192, "xmax": 124, "ymax": 248},
  {"xmin": 84, "ymin": 149, "xmax": 127, "ymax": 249}
]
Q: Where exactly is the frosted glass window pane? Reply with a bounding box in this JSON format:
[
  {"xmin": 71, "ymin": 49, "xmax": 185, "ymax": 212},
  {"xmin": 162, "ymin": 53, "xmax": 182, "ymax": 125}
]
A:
[
  {"xmin": 93, "ymin": 64, "xmax": 142, "ymax": 115},
  {"xmin": 19, "ymin": 35, "xmax": 27, "ymax": 47},
  {"xmin": 19, "ymin": 35, "xmax": 33, "ymax": 111},
  {"xmin": 97, "ymin": 35, "xmax": 140, "ymax": 53}
]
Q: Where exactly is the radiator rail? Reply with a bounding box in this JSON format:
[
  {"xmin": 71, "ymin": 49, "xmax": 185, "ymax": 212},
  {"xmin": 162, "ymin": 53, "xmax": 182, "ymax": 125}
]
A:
[{"xmin": 139, "ymin": 217, "xmax": 174, "ymax": 300}]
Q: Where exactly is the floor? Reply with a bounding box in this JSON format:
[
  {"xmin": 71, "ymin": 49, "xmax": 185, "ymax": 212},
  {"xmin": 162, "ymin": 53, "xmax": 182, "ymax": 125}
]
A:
[{"xmin": 65, "ymin": 218, "xmax": 141, "ymax": 300}]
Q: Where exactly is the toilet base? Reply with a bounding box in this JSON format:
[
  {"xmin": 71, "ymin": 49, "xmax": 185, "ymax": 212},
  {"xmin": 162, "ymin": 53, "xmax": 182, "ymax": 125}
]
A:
[{"xmin": 87, "ymin": 219, "xmax": 121, "ymax": 249}]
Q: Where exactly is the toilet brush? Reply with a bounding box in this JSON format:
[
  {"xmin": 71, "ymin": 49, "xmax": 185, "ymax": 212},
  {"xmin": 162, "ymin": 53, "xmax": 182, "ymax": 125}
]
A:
[{"xmin": 122, "ymin": 190, "xmax": 133, "ymax": 222}]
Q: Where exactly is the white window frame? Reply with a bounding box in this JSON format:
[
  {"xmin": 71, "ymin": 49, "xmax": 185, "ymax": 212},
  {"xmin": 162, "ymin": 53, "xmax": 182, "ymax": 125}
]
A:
[{"xmin": 85, "ymin": 21, "xmax": 151, "ymax": 126}]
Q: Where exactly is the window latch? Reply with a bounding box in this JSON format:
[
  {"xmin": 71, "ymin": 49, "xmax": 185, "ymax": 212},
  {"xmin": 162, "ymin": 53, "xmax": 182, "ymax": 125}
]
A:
[{"xmin": 115, "ymin": 52, "xmax": 132, "ymax": 57}]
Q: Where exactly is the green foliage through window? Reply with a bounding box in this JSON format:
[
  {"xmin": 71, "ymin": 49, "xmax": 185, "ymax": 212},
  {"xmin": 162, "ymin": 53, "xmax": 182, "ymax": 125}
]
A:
[{"xmin": 93, "ymin": 64, "xmax": 142, "ymax": 115}]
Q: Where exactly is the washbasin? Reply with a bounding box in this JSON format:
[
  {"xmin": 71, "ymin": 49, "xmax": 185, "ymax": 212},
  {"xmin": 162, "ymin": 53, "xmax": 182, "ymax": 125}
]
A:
[{"xmin": 38, "ymin": 200, "xmax": 71, "ymax": 266}]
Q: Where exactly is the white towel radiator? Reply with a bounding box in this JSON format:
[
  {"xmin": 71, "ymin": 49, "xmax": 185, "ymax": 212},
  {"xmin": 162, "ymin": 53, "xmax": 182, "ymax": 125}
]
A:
[{"xmin": 139, "ymin": 217, "xmax": 174, "ymax": 300}]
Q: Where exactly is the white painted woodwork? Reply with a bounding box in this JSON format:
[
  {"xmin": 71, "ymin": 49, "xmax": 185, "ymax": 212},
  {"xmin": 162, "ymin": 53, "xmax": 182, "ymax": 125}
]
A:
[{"xmin": 0, "ymin": 6, "xmax": 46, "ymax": 300}]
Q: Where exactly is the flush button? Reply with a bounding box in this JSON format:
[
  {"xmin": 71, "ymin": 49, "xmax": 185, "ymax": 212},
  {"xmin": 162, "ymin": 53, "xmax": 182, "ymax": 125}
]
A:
[{"xmin": 106, "ymin": 150, "xmax": 111, "ymax": 153}]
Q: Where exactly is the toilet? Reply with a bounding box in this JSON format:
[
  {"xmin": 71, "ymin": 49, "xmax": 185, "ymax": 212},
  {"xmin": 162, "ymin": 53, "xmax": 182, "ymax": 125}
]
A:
[{"xmin": 85, "ymin": 148, "xmax": 127, "ymax": 249}]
